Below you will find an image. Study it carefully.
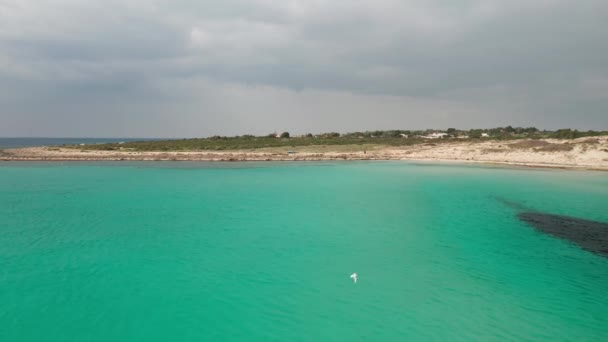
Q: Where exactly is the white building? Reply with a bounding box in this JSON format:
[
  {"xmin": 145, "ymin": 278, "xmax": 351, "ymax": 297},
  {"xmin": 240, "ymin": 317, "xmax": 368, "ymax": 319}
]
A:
[
  {"xmin": 481, "ymin": 133, "xmax": 490, "ymax": 138},
  {"xmin": 423, "ymin": 132, "xmax": 448, "ymax": 139}
]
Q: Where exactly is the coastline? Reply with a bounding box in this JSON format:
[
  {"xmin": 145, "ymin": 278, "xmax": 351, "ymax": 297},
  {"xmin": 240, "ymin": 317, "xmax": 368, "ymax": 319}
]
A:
[{"xmin": 2, "ymin": 137, "xmax": 608, "ymax": 171}]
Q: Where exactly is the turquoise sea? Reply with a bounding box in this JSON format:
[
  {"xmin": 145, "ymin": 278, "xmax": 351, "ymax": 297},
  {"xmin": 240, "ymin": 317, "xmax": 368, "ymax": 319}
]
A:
[{"xmin": 1, "ymin": 161, "xmax": 607, "ymax": 341}]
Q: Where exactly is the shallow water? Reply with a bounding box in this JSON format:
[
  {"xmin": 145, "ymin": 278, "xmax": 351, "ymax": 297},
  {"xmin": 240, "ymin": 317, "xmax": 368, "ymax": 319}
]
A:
[{"xmin": 1, "ymin": 161, "xmax": 607, "ymax": 341}]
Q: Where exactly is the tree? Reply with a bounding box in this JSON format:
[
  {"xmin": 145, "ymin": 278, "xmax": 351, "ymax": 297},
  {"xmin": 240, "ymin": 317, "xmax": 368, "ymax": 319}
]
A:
[
  {"xmin": 280, "ymin": 132, "xmax": 290, "ymax": 138},
  {"xmin": 385, "ymin": 130, "xmax": 402, "ymax": 138},
  {"xmin": 306, "ymin": 133, "xmax": 313, "ymax": 138},
  {"xmin": 525, "ymin": 127, "xmax": 538, "ymax": 133},
  {"xmin": 447, "ymin": 128, "xmax": 456, "ymax": 134},
  {"xmin": 553, "ymin": 129, "xmax": 580, "ymax": 139},
  {"xmin": 469, "ymin": 129, "xmax": 483, "ymax": 138}
]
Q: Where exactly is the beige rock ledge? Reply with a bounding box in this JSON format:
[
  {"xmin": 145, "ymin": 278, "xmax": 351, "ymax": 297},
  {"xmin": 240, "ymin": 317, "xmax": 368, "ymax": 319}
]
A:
[{"xmin": 2, "ymin": 137, "xmax": 608, "ymax": 171}]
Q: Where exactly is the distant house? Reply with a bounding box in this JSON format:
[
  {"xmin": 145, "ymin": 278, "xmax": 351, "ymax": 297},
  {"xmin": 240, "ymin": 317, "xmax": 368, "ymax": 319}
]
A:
[
  {"xmin": 275, "ymin": 134, "xmax": 281, "ymax": 138},
  {"xmin": 457, "ymin": 135, "xmax": 469, "ymax": 139},
  {"xmin": 400, "ymin": 134, "xmax": 409, "ymax": 138},
  {"xmin": 423, "ymin": 132, "xmax": 448, "ymax": 139},
  {"xmin": 481, "ymin": 133, "xmax": 490, "ymax": 138}
]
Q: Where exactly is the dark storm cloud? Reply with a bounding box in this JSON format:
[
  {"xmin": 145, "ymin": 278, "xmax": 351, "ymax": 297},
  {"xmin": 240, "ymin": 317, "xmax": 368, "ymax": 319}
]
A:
[{"xmin": 0, "ymin": 0, "xmax": 607, "ymax": 137}]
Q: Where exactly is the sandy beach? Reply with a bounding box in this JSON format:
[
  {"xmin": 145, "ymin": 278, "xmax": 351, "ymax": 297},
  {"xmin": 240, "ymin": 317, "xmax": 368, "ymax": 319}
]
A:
[{"xmin": 2, "ymin": 137, "xmax": 608, "ymax": 171}]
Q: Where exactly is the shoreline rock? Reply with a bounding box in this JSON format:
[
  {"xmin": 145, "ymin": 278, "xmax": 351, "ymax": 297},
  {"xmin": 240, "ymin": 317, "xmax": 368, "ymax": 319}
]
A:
[{"xmin": 2, "ymin": 137, "xmax": 608, "ymax": 171}]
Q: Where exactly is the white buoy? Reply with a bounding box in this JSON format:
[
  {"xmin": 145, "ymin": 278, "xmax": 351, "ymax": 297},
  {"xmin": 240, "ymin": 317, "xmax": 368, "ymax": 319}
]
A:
[{"xmin": 350, "ymin": 272, "xmax": 357, "ymax": 284}]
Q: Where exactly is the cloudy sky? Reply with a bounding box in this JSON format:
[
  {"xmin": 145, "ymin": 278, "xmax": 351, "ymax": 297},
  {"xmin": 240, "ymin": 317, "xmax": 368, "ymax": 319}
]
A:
[{"xmin": 1, "ymin": 0, "xmax": 607, "ymax": 137}]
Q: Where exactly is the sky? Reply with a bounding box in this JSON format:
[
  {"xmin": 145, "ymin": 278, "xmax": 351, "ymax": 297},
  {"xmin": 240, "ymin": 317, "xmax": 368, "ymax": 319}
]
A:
[{"xmin": 0, "ymin": 0, "xmax": 607, "ymax": 138}]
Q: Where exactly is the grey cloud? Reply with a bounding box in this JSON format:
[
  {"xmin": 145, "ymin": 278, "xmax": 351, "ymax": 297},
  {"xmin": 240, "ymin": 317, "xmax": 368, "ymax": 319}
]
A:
[{"xmin": 0, "ymin": 0, "xmax": 607, "ymax": 137}]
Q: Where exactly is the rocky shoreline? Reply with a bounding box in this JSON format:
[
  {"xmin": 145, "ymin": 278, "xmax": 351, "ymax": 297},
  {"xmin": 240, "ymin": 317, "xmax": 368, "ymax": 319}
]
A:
[{"xmin": 2, "ymin": 137, "xmax": 608, "ymax": 171}]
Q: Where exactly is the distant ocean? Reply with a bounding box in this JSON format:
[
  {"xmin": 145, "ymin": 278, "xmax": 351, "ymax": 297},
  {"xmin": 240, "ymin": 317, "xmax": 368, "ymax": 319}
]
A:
[
  {"xmin": 1, "ymin": 161, "xmax": 607, "ymax": 341},
  {"xmin": 0, "ymin": 137, "xmax": 156, "ymax": 149}
]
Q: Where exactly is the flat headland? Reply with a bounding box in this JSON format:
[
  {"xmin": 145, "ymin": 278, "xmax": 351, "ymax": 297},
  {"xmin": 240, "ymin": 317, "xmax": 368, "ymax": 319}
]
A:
[{"xmin": 2, "ymin": 129, "xmax": 608, "ymax": 171}]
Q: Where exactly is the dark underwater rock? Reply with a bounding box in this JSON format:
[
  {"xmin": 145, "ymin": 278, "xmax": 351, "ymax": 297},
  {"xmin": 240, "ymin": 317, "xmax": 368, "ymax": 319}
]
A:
[{"xmin": 518, "ymin": 212, "xmax": 608, "ymax": 257}]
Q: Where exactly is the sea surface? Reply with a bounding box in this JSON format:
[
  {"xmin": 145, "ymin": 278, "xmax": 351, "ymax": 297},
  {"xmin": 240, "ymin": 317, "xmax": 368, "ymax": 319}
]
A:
[
  {"xmin": 0, "ymin": 137, "xmax": 155, "ymax": 149},
  {"xmin": 0, "ymin": 161, "xmax": 607, "ymax": 341}
]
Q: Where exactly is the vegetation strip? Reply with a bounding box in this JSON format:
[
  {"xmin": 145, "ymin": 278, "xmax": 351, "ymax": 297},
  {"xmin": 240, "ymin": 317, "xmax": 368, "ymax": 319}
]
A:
[{"xmin": 68, "ymin": 127, "xmax": 607, "ymax": 152}]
